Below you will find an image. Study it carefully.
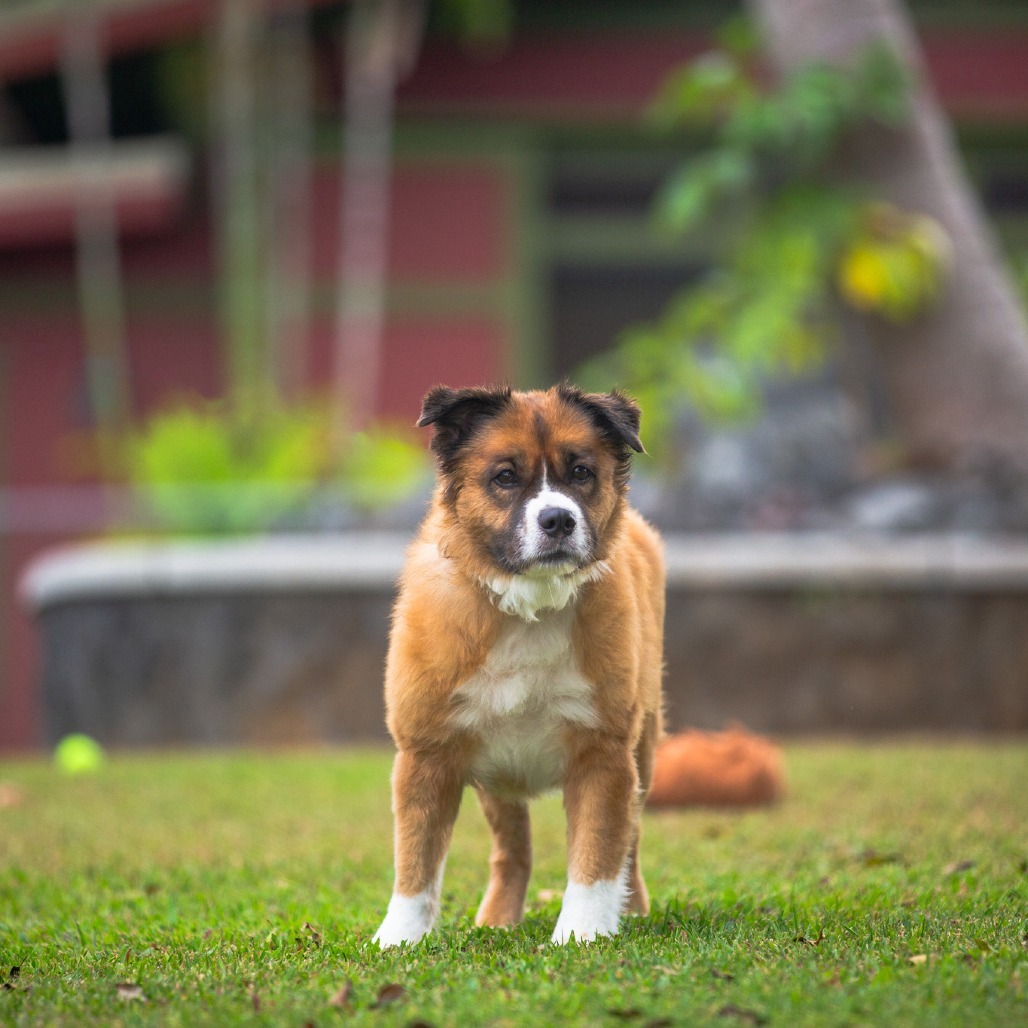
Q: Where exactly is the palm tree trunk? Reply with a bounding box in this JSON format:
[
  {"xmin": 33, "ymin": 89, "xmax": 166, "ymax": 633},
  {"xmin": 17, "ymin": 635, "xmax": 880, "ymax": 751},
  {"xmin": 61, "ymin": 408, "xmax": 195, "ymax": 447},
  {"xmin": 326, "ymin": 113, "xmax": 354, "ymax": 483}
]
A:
[
  {"xmin": 266, "ymin": 0, "xmax": 315, "ymax": 403},
  {"xmin": 212, "ymin": 0, "xmax": 268, "ymax": 411},
  {"xmin": 748, "ymin": 0, "xmax": 1028, "ymax": 470},
  {"xmin": 60, "ymin": 8, "xmax": 131, "ymax": 441},
  {"xmin": 333, "ymin": 0, "xmax": 424, "ymax": 442}
]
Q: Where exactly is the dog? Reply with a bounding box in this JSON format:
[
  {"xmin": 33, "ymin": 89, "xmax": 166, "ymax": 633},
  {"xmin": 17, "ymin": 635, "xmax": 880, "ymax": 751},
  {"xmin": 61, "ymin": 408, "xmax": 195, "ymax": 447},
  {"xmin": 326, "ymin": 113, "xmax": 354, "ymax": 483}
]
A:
[{"xmin": 373, "ymin": 383, "xmax": 665, "ymax": 947}]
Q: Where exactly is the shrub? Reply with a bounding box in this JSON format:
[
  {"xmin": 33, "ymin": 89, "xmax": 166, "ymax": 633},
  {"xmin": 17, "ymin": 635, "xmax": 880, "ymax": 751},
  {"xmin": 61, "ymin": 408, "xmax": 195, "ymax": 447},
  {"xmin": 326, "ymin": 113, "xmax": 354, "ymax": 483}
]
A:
[{"xmin": 123, "ymin": 399, "xmax": 429, "ymax": 535}]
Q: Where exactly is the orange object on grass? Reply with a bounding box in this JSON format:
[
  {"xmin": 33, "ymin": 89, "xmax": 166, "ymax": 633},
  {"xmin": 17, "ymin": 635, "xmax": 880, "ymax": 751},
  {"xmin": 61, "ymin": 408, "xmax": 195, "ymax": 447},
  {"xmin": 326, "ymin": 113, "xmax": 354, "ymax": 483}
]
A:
[{"xmin": 647, "ymin": 725, "xmax": 785, "ymax": 809}]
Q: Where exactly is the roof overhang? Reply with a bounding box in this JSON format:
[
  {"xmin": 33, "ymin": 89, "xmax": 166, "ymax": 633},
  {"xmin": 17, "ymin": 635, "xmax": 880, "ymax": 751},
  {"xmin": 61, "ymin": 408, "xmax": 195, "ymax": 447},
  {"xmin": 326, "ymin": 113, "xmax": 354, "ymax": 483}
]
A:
[
  {"xmin": 0, "ymin": 0, "xmax": 341, "ymax": 81},
  {"xmin": 0, "ymin": 135, "xmax": 190, "ymax": 248}
]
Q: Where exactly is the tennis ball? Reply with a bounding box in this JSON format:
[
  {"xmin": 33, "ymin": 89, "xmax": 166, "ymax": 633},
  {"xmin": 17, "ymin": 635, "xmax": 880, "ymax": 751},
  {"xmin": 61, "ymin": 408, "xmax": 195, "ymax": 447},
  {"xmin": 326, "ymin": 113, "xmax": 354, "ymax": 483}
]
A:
[{"xmin": 54, "ymin": 734, "xmax": 106, "ymax": 775}]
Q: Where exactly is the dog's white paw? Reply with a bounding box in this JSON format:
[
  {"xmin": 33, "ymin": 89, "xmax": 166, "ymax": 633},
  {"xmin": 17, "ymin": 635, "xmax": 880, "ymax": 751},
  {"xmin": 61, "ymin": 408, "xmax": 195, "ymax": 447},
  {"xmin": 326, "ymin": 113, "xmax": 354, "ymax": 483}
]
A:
[
  {"xmin": 373, "ymin": 890, "xmax": 438, "ymax": 949},
  {"xmin": 550, "ymin": 877, "xmax": 625, "ymax": 945}
]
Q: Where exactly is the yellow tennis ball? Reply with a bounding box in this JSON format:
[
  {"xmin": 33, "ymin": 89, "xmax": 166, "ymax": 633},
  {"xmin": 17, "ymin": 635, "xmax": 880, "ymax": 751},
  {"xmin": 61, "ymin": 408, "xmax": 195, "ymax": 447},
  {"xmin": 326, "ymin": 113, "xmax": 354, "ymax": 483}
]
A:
[{"xmin": 54, "ymin": 734, "xmax": 105, "ymax": 775}]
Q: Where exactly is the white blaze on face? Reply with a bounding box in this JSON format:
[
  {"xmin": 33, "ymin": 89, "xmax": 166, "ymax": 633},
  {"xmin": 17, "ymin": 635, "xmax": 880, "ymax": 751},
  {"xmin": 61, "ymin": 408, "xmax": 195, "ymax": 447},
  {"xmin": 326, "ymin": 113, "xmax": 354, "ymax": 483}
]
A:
[{"xmin": 518, "ymin": 469, "xmax": 589, "ymax": 568}]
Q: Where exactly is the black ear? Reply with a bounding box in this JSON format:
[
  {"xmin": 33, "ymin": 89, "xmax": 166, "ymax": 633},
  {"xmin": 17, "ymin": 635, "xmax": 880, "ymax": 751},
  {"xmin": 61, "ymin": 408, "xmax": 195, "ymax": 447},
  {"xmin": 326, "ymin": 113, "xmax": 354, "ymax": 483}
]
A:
[
  {"xmin": 557, "ymin": 383, "xmax": 645, "ymax": 456},
  {"xmin": 416, "ymin": 384, "xmax": 513, "ymax": 467}
]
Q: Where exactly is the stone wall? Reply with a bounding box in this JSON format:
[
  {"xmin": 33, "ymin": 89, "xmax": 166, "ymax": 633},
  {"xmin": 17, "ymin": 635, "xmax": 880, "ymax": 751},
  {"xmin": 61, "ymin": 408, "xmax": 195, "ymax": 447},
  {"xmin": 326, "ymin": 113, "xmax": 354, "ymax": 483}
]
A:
[
  {"xmin": 24, "ymin": 534, "xmax": 1028, "ymax": 746},
  {"xmin": 663, "ymin": 589, "xmax": 1028, "ymax": 733}
]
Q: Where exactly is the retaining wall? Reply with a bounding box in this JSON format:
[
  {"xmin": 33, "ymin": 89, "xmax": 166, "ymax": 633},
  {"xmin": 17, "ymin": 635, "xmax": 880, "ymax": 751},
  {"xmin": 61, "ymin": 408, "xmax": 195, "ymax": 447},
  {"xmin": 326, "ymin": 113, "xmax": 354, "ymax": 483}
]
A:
[{"xmin": 23, "ymin": 533, "xmax": 1028, "ymax": 744}]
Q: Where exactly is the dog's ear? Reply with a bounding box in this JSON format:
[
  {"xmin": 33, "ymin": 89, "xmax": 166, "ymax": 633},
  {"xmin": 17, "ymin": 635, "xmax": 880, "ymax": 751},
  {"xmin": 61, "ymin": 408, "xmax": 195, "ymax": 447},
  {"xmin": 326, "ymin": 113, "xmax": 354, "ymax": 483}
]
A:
[
  {"xmin": 557, "ymin": 383, "xmax": 645, "ymax": 456},
  {"xmin": 417, "ymin": 384, "xmax": 513, "ymax": 466}
]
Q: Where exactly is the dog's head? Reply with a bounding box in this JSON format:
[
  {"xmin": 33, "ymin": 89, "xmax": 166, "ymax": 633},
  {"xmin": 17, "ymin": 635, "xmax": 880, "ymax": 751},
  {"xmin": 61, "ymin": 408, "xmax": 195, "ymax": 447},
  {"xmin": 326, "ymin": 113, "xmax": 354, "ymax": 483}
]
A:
[{"xmin": 417, "ymin": 383, "xmax": 644, "ymax": 580}]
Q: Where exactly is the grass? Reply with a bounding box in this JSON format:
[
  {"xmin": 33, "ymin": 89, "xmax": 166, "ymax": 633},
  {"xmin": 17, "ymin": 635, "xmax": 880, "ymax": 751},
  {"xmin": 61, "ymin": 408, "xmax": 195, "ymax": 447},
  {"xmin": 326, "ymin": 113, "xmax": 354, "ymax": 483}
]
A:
[{"xmin": 0, "ymin": 740, "xmax": 1025, "ymax": 1026}]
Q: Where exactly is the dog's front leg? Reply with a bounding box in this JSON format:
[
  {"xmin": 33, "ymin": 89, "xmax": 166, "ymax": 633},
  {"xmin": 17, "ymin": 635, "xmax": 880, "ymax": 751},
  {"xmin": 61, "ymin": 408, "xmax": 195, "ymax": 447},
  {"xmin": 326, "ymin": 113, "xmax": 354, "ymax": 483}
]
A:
[
  {"xmin": 475, "ymin": 789, "xmax": 532, "ymax": 927},
  {"xmin": 374, "ymin": 749, "xmax": 463, "ymax": 949},
  {"xmin": 552, "ymin": 741, "xmax": 638, "ymax": 945}
]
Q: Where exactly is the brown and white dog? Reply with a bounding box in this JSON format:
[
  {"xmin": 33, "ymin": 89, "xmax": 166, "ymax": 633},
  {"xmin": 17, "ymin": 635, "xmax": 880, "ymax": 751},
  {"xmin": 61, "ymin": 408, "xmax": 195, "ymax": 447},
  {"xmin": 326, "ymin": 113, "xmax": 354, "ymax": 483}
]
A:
[{"xmin": 373, "ymin": 383, "xmax": 665, "ymax": 947}]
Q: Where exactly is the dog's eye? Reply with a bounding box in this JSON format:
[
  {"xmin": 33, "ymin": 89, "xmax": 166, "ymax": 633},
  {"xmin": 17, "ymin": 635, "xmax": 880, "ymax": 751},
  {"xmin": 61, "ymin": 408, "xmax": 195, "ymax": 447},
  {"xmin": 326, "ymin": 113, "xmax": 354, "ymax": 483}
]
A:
[
  {"xmin": 571, "ymin": 465, "xmax": 593, "ymax": 482},
  {"xmin": 493, "ymin": 468, "xmax": 518, "ymax": 488}
]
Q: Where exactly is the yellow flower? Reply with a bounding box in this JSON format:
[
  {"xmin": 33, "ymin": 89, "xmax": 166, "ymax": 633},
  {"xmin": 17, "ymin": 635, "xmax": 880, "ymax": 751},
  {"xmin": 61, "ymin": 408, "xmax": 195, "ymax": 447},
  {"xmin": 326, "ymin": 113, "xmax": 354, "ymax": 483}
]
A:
[{"xmin": 838, "ymin": 244, "xmax": 889, "ymax": 311}]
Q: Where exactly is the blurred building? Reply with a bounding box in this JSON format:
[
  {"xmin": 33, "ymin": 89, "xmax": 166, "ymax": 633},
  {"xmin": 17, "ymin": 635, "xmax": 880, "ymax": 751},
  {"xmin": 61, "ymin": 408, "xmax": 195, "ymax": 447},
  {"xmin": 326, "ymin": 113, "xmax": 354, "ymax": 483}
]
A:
[{"xmin": 2, "ymin": 0, "xmax": 1028, "ymax": 749}]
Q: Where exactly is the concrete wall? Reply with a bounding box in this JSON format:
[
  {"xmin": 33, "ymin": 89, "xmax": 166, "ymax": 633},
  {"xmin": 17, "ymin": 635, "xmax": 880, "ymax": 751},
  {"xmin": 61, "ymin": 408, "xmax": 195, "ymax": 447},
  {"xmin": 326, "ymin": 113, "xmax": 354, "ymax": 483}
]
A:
[{"xmin": 24, "ymin": 533, "xmax": 1028, "ymax": 745}]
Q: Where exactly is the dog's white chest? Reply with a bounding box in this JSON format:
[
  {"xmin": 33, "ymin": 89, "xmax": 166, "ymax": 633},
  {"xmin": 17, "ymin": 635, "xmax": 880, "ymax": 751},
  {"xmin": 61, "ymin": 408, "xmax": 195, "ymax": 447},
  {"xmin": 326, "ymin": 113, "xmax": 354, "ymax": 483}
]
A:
[{"xmin": 451, "ymin": 608, "xmax": 597, "ymax": 797}]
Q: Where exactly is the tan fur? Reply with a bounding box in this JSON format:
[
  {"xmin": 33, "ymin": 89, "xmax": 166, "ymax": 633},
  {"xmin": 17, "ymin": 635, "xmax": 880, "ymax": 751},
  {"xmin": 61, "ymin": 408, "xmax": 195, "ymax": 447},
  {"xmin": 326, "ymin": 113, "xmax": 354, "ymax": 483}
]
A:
[
  {"xmin": 646, "ymin": 726, "xmax": 785, "ymax": 809},
  {"xmin": 378, "ymin": 385, "xmax": 665, "ymax": 944}
]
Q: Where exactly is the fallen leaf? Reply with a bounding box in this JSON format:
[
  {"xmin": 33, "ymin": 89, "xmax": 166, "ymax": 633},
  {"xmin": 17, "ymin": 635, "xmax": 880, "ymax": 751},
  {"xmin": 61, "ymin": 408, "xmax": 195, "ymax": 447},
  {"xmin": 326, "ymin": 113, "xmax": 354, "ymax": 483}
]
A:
[
  {"xmin": 1, "ymin": 966, "xmax": 21, "ymax": 991},
  {"xmin": 712, "ymin": 969, "xmax": 735, "ymax": 981},
  {"xmin": 717, "ymin": 1005, "xmax": 767, "ymax": 1024},
  {"xmin": 860, "ymin": 849, "xmax": 902, "ymax": 867},
  {"xmin": 115, "ymin": 982, "xmax": 146, "ymax": 1002},
  {"xmin": 943, "ymin": 860, "xmax": 975, "ymax": 876},
  {"xmin": 0, "ymin": 784, "xmax": 24, "ymax": 809},
  {"xmin": 908, "ymin": 954, "xmax": 928, "ymax": 966},
  {"xmin": 303, "ymin": 922, "xmax": 322, "ymax": 946},
  {"xmin": 794, "ymin": 927, "xmax": 826, "ymax": 947},
  {"xmin": 328, "ymin": 981, "xmax": 354, "ymax": 1009},
  {"xmin": 371, "ymin": 983, "xmax": 406, "ymax": 1008}
]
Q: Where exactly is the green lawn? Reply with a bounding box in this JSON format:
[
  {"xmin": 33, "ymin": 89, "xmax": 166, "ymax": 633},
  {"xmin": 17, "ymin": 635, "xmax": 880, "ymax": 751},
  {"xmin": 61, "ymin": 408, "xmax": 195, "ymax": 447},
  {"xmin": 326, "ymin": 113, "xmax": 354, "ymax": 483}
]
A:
[{"xmin": 0, "ymin": 741, "xmax": 1025, "ymax": 1026}]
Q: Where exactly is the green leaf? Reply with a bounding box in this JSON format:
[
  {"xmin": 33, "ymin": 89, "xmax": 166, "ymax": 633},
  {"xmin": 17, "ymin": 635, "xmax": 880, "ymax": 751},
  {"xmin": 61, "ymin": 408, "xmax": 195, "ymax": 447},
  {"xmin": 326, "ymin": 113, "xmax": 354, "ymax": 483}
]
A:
[
  {"xmin": 339, "ymin": 428, "xmax": 431, "ymax": 511},
  {"xmin": 655, "ymin": 150, "xmax": 753, "ymax": 234},
  {"xmin": 715, "ymin": 15, "xmax": 760, "ymax": 58},
  {"xmin": 856, "ymin": 43, "xmax": 910, "ymax": 126},
  {"xmin": 650, "ymin": 52, "xmax": 754, "ymax": 127}
]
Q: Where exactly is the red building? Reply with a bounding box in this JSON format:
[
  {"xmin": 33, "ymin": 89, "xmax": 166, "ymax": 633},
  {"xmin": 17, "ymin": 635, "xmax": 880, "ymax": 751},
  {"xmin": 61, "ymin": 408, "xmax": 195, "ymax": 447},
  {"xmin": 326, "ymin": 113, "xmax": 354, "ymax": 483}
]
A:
[{"xmin": 2, "ymin": 0, "xmax": 1028, "ymax": 749}]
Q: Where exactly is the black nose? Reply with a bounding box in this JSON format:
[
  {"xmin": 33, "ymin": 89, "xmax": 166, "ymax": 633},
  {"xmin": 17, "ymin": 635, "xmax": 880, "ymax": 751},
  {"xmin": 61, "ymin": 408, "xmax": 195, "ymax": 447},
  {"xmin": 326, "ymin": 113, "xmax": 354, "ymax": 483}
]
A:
[{"xmin": 538, "ymin": 506, "xmax": 577, "ymax": 538}]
